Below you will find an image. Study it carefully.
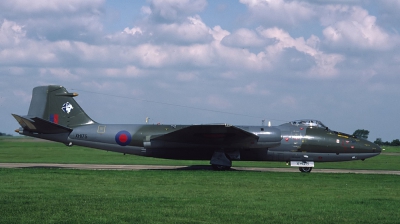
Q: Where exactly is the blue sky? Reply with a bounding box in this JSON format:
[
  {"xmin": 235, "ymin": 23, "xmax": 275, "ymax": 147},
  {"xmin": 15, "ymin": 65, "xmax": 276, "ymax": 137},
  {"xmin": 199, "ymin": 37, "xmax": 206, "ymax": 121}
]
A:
[{"xmin": 1, "ymin": 0, "xmax": 399, "ymax": 142}]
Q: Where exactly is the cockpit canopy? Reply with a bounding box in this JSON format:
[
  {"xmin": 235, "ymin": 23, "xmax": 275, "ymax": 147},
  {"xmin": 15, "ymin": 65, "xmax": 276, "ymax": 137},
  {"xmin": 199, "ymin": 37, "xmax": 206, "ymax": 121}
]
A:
[{"xmin": 290, "ymin": 119, "xmax": 327, "ymax": 129}]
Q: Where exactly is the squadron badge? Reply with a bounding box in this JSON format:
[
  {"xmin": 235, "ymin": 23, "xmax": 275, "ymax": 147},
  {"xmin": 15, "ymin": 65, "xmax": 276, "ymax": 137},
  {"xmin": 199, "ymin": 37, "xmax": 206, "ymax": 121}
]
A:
[{"xmin": 62, "ymin": 102, "xmax": 74, "ymax": 114}]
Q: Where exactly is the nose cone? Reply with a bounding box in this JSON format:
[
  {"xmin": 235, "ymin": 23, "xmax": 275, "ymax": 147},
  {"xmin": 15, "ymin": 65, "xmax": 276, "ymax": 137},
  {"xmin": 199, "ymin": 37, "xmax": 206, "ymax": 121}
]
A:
[
  {"xmin": 362, "ymin": 139, "xmax": 382, "ymax": 154},
  {"xmin": 371, "ymin": 142, "xmax": 382, "ymax": 154}
]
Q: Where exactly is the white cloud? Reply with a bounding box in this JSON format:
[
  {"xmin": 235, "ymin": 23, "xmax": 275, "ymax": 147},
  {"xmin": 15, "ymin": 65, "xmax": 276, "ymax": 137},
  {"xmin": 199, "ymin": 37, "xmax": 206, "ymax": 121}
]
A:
[
  {"xmin": 153, "ymin": 15, "xmax": 213, "ymax": 44},
  {"xmin": 104, "ymin": 66, "xmax": 143, "ymax": 78},
  {"xmin": 0, "ymin": 20, "xmax": 26, "ymax": 46},
  {"xmin": 110, "ymin": 13, "xmax": 212, "ymax": 46},
  {"xmin": 0, "ymin": 0, "xmax": 104, "ymax": 42},
  {"xmin": 148, "ymin": 0, "xmax": 207, "ymax": 22},
  {"xmin": 0, "ymin": 23, "xmax": 58, "ymax": 66},
  {"xmin": 209, "ymin": 26, "xmax": 230, "ymax": 42},
  {"xmin": 39, "ymin": 68, "xmax": 80, "ymax": 81},
  {"xmin": 322, "ymin": 6, "xmax": 395, "ymax": 50},
  {"xmin": 1, "ymin": 0, "xmax": 399, "ymax": 141},
  {"xmin": 221, "ymin": 28, "xmax": 267, "ymax": 48},
  {"xmin": 0, "ymin": 0, "xmax": 104, "ymax": 14},
  {"xmin": 123, "ymin": 27, "xmax": 143, "ymax": 36},
  {"xmin": 259, "ymin": 27, "xmax": 344, "ymax": 77},
  {"xmin": 240, "ymin": 0, "xmax": 315, "ymax": 27}
]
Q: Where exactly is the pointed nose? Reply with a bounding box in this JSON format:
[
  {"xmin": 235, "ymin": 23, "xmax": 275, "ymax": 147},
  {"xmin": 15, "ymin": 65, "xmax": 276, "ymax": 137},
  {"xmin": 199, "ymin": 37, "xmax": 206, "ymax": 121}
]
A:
[
  {"xmin": 364, "ymin": 140, "xmax": 382, "ymax": 154},
  {"xmin": 372, "ymin": 142, "xmax": 382, "ymax": 154}
]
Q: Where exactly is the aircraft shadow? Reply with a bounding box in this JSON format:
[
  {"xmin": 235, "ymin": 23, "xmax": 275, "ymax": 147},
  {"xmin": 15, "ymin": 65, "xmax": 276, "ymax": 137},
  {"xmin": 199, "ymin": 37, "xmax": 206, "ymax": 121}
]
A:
[
  {"xmin": 11, "ymin": 164, "xmax": 243, "ymax": 172},
  {"xmin": 157, "ymin": 165, "xmax": 242, "ymax": 171}
]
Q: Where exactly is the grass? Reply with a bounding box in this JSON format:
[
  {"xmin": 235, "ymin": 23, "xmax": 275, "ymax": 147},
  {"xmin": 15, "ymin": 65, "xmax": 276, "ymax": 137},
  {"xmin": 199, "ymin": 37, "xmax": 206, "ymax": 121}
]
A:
[
  {"xmin": 1, "ymin": 168, "xmax": 400, "ymax": 224},
  {"xmin": 1, "ymin": 137, "xmax": 399, "ymax": 223},
  {"xmin": 380, "ymin": 145, "xmax": 400, "ymax": 153},
  {"xmin": 0, "ymin": 137, "xmax": 399, "ymax": 171}
]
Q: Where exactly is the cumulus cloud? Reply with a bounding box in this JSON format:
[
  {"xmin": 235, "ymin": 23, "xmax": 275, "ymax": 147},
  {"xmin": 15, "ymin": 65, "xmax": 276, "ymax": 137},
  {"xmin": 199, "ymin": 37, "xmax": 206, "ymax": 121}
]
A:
[
  {"xmin": 147, "ymin": 0, "xmax": 207, "ymax": 23},
  {"xmin": 103, "ymin": 66, "xmax": 143, "ymax": 78},
  {"xmin": 39, "ymin": 68, "xmax": 80, "ymax": 81},
  {"xmin": 259, "ymin": 27, "xmax": 344, "ymax": 77},
  {"xmin": 0, "ymin": 1, "xmax": 342, "ymax": 79},
  {"xmin": 221, "ymin": 28, "xmax": 268, "ymax": 49},
  {"xmin": 0, "ymin": 0, "xmax": 104, "ymax": 42},
  {"xmin": 1, "ymin": 0, "xmax": 400, "ymax": 141},
  {"xmin": 0, "ymin": 0, "xmax": 104, "ymax": 14},
  {"xmin": 123, "ymin": 27, "xmax": 143, "ymax": 36},
  {"xmin": 239, "ymin": 0, "xmax": 315, "ymax": 27},
  {"xmin": 109, "ymin": 2, "xmax": 211, "ymax": 46},
  {"xmin": 321, "ymin": 6, "xmax": 395, "ymax": 50},
  {"xmin": 0, "ymin": 21, "xmax": 58, "ymax": 66},
  {"xmin": 152, "ymin": 15, "xmax": 213, "ymax": 45},
  {"xmin": 0, "ymin": 20, "xmax": 26, "ymax": 46}
]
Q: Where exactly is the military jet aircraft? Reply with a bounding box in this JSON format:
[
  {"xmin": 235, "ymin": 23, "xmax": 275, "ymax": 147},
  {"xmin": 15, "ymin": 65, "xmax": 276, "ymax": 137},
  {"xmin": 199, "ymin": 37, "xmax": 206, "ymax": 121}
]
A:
[{"xmin": 12, "ymin": 85, "xmax": 382, "ymax": 172}]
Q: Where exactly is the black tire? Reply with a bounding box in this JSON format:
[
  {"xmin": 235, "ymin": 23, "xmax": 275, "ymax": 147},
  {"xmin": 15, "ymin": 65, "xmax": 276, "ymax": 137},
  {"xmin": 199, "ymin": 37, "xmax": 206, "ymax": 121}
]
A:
[
  {"xmin": 299, "ymin": 167, "xmax": 312, "ymax": 173},
  {"xmin": 211, "ymin": 164, "xmax": 231, "ymax": 171}
]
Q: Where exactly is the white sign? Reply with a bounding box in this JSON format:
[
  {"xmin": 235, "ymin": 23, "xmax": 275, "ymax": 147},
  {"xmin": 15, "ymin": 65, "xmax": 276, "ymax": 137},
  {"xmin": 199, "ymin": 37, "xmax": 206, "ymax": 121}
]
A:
[{"xmin": 290, "ymin": 161, "xmax": 315, "ymax": 167}]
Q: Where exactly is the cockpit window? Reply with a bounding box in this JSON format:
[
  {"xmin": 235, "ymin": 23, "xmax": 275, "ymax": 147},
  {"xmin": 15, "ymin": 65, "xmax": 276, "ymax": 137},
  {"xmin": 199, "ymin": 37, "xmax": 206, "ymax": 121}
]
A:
[{"xmin": 290, "ymin": 119, "xmax": 327, "ymax": 129}]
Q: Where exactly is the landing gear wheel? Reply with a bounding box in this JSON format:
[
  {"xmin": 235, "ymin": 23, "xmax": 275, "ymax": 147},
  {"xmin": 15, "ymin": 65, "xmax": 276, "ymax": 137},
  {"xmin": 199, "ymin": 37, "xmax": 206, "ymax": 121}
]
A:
[
  {"xmin": 212, "ymin": 164, "xmax": 231, "ymax": 171},
  {"xmin": 299, "ymin": 167, "xmax": 312, "ymax": 173}
]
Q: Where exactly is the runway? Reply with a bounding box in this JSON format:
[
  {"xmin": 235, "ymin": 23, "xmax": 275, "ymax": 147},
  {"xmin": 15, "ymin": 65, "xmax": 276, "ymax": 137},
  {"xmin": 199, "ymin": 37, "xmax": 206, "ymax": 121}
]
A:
[{"xmin": 1, "ymin": 163, "xmax": 399, "ymax": 175}]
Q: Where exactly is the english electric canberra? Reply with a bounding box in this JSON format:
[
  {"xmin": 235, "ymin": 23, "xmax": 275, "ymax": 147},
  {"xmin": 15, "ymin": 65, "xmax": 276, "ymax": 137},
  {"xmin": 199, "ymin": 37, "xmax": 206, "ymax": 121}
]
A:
[{"xmin": 12, "ymin": 85, "xmax": 381, "ymax": 172}]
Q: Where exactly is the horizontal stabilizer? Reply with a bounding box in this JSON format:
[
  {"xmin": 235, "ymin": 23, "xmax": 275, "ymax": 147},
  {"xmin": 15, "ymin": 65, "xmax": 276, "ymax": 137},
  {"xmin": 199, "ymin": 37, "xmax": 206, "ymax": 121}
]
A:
[{"xmin": 12, "ymin": 114, "xmax": 72, "ymax": 134}]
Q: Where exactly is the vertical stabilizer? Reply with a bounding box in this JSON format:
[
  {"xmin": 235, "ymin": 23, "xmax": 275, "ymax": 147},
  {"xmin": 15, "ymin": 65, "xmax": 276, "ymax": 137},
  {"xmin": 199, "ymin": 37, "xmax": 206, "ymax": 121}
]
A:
[{"xmin": 27, "ymin": 85, "xmax": 96, "ymax": 127}]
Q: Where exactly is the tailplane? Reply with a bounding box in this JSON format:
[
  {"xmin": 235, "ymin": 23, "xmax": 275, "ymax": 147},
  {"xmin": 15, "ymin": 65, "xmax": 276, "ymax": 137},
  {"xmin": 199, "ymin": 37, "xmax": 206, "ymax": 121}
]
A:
[{"xmin": 16, "ymin": 85, "xmax": 96, "ymax": 131}]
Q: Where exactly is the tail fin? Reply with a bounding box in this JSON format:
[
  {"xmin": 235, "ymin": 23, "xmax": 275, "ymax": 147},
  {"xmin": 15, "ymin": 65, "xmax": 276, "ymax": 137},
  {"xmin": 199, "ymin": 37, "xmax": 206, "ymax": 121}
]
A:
[{"xmin": 26, "ymin": 85, "xmax": 96, "ymax": 128}]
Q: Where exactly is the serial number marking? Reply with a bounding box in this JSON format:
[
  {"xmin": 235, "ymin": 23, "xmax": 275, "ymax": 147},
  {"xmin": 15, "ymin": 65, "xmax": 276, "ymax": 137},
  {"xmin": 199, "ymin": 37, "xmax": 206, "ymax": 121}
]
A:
[{"xmin": 75, "ymin": 134, "xmax": 87, "ymax": 139}]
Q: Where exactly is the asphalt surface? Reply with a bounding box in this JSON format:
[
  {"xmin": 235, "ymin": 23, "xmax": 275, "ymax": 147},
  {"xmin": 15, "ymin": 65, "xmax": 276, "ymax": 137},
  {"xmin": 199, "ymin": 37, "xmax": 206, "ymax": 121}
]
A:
[{"xmin": 0, "ymin": 163, "xmax": 399, "ymax": 175}]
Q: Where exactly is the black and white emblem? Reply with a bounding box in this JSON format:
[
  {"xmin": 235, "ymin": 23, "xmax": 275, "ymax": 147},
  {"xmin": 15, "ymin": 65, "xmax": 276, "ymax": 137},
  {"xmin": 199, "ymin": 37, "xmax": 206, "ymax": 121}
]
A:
[{"xmin": 62, "ymin": 102, "xmax": 74, "ymax": 114}]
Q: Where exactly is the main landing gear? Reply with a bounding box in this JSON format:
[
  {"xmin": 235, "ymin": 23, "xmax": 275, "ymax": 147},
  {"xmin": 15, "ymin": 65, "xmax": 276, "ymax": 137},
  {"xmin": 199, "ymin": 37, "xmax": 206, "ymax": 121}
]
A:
[
  {"xmin": 299, "ymin": 167, "xmax": 313, "ymax": 173},
  {"xmin": 210, "ymin": 151, "xmax": 233, "ymax": 171}
]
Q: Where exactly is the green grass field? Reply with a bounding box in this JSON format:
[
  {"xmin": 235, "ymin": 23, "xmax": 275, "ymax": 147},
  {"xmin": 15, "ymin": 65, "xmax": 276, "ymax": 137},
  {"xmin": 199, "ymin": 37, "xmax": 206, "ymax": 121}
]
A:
[
  {"xmin": 1, "ymin": 137, "xmax": 399, "ymax": 223},
  {"xmin": 0, "ymin": 137, "xmax": 399, "ymax": 170},
  {"xmin": 1, "ymin": 169, "xmax": 400, "ymax": 224}
]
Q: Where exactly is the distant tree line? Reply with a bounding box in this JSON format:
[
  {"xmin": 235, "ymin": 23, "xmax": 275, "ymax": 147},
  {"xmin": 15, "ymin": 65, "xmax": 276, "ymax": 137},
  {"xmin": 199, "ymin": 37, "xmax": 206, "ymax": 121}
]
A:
[
  {"xmin": 0, "ymin": 132, "xmax": 12, "ymax": 136},
  {"xmin": 352, "ymin": 129, "xmax": 399, "ymax": 146},
  {"xmin": 374, "ymin": 138, "xmax": 400, "ymax": 146}
]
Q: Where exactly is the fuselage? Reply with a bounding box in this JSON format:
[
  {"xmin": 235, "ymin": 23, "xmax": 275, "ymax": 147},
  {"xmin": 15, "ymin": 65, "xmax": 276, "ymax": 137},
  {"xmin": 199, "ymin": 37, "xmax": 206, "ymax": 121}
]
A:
[
  {"xmin": 22, "ymin": 120, "xmax": 381, "ymax": 163},
  {"xmin": 13, "ymin": 86, "xmax": 382, "ymax": 172}
]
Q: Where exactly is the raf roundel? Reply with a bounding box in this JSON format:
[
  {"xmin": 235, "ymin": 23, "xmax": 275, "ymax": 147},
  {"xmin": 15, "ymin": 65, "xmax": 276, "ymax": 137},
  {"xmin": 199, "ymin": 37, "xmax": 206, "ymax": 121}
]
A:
[{"xmin": 115, "ymin": 130, "xmax": 132, "ymax": 146}]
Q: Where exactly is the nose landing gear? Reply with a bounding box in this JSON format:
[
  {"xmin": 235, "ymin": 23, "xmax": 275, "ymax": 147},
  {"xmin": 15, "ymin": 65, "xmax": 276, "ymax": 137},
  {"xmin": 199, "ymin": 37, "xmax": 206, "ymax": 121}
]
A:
[{"xmin": 299, "ymin": 167, "xmax": 313, "ymax": 173}]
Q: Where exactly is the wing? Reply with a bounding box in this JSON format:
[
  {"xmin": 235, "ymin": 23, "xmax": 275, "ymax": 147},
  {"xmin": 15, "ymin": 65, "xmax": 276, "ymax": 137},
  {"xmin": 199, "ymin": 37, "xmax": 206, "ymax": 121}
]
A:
[{"xmin": 148, "ymin": 124, "xmax": 259, "ymax": 148}]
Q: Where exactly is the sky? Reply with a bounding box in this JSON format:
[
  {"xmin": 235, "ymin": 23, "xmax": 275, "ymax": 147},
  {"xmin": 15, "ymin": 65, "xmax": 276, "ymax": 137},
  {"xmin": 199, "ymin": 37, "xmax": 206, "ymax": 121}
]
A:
[{"xmin": 1, "ymin": 0, "xmax": 400, "ymax": 142}]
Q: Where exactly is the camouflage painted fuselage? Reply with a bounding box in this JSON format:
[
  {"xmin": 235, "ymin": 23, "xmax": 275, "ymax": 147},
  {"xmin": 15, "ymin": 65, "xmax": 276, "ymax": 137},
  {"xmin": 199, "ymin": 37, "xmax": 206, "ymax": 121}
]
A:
[
  {"xmin": 19, "ymin": 120, "xmax": 381, "ymax": 163},
  {"xmin": 13, "ymin": 85, "xmax": 381, "ymax": 171}
]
